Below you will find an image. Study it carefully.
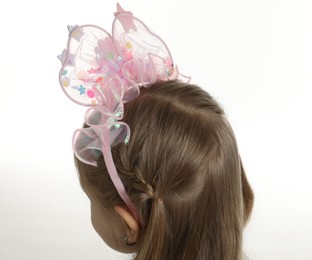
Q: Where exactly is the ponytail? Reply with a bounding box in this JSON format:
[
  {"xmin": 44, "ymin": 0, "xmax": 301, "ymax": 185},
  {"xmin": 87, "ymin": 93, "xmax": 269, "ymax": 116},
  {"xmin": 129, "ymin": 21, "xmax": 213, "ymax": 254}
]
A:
[
  {"xmin": 135, "ymin": 199, "xmax": 170, "ymax": 260},
  {"xmin": 130, "ymin": 178, "xmax": 171, "ymax": 259}
]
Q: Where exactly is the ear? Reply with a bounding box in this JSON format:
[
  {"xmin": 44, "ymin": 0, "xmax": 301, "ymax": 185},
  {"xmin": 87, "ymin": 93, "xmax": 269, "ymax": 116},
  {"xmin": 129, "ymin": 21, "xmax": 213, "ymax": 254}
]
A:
[{"xmin": 114, "ymin": 205, "xmax": 140, "ymax": 244}]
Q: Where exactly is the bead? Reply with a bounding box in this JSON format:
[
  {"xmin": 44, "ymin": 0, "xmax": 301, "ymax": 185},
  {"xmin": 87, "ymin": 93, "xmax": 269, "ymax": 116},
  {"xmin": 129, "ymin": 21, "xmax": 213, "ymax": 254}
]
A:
[
  {"xmin": 78, "ymin": 85, "xmax": 85, "ymax": 95},
  {"xmin": 125, "ymin": 42, "xmax": 132, "ymax": 49},
  {"xmin": 87, "ymin": 90, "xmax": 95, "ymax": 98},
  {"xmin": 62, "ymin": 77, "xmax": 70, "ymax": 87}
]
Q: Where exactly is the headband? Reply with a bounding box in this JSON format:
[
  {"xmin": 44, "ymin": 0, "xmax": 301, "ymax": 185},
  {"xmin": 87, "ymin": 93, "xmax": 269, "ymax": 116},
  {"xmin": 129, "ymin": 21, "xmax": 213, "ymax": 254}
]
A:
[{"xmin": 58, "ymin": 3, "xmax": 189, "ymax": 224}]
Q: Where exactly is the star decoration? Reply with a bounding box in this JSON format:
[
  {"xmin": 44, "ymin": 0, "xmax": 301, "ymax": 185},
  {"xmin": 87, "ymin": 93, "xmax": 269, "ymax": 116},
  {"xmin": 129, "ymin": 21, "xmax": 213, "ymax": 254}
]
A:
[
  {"xmin": 114, "ymin": 3, "xmax": 137, "ymax": 32},
  {"xmin": 68, "ymin": 25, "xmax": 84, "ymax": 42}
]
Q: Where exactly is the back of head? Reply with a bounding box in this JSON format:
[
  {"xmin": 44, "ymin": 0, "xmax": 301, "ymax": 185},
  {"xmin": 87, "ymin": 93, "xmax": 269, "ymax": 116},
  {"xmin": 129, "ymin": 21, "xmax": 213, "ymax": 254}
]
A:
[{"xmin": 76, "ymin": 80, "xmax": 253, "ymax": 260}]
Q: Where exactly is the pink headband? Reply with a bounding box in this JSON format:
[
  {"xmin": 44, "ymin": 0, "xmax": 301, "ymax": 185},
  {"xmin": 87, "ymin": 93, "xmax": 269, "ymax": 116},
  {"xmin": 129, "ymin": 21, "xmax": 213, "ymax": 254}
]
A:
[{"xmin": 58, "ymin": 3, "xmax": 189, "ymax": 224}]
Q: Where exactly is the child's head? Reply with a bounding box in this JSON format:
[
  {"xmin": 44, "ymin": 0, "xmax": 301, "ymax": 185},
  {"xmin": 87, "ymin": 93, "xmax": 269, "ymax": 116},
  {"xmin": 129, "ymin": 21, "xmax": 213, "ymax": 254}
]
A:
[
  {"xmin": 75, "ymin": 80, "xmax": 254, "ymax": 260},
  {"xmin": 58, "ymin": 4, "xmax": 253, "ymax": 260}
]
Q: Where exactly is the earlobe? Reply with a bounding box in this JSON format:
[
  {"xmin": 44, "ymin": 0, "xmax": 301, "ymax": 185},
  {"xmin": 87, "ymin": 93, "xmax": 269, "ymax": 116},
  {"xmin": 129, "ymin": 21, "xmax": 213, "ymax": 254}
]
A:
[{"xmin": 114, "ymin": 205, "xmax": 140, "ymax": 244}]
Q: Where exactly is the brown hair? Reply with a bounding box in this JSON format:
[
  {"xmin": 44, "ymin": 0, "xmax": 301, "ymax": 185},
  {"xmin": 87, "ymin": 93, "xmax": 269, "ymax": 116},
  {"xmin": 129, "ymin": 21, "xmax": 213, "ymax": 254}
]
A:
[{"xmin": 76, "ymin": 80, "xmax": 254, "ymax": 260}]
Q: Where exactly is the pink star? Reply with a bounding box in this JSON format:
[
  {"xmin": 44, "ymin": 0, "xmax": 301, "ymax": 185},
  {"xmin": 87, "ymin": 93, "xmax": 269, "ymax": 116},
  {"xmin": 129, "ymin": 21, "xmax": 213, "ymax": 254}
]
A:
[{"xmin": 114, "ymin": 3, "xmax": 137, "ymax": 32}]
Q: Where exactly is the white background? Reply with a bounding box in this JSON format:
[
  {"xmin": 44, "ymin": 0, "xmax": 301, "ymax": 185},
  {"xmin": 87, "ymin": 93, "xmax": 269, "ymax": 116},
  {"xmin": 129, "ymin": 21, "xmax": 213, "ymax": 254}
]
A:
[{"xmin": 0, "ymin": 0, "xmax": 311, "ymax": 259}]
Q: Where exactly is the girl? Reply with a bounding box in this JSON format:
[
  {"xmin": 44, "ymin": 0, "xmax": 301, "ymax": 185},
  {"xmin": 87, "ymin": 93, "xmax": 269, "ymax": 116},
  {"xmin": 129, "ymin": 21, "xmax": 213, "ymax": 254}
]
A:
[{"xmin": 58, "ymin": 4, "xmax": 253, "ymax": 260}]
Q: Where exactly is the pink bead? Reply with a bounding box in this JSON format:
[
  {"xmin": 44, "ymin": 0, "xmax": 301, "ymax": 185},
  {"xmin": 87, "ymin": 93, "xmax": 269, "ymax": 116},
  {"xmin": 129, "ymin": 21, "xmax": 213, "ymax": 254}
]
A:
[{"xmin": 87, "ymin": 90, "xmax": 95, "ymax": 98}]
